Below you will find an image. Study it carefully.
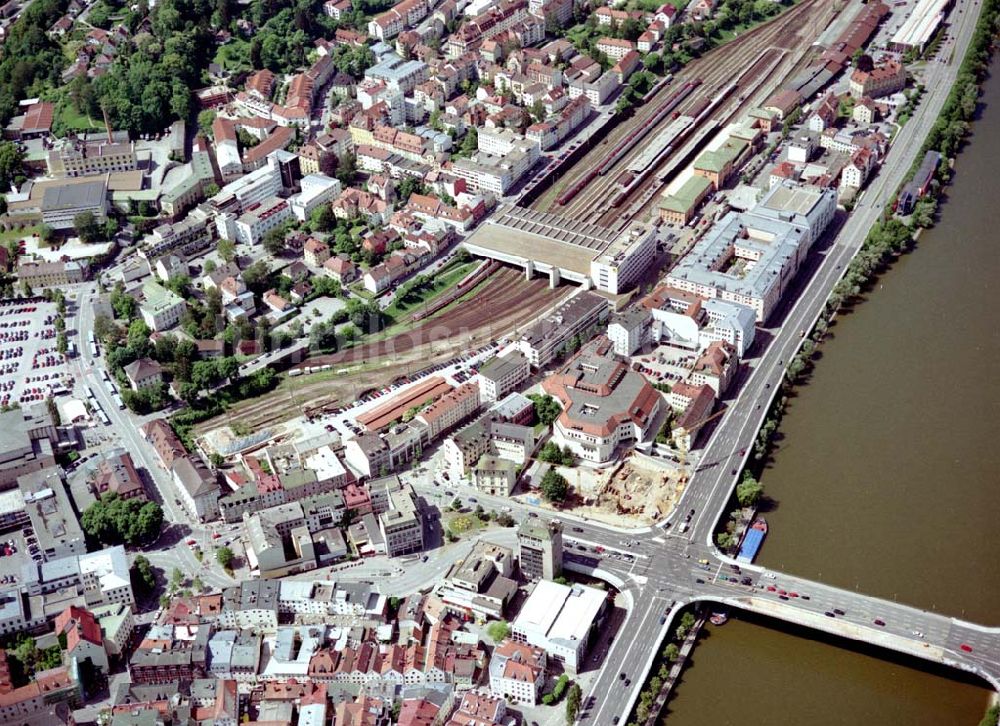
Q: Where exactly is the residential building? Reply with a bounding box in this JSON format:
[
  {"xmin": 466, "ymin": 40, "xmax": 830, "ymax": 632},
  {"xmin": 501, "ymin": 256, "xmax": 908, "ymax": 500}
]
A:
[
  {"xmin": 488, "ymin": 640, "xmax": 546, "ymax": 705},
  {"xmin": 55, "ymin": 606, "xmax": 109, "ymax": 673},
  {"xmin": 172, "ymin": 457, "xmax": 220, "ymax": 522},
  {"xmin": 607, "ymin": 309, "xmax": 650, "ymax": 356},
  {"xmin": 123, "ymin": 358, "xmax": 163, "ymax": 391},
  {"xmin": 230, "ymin": 196, "xmax": 292, "ymax": 246},
  {"xmin": 92, "ymin": 450, "xmax": 146, "ymax": 501},
  {"xmin": 0, "ymin": 664, "xmax": 79, "ymax": 722},
  {"xmin": 416, "ymin": 382, "xmax": 481, "ymax": 440},
  {"xmin": 17, "ymin": 260, "xmax": 90, "ymax": 288},
  {"xmin": 139, "ymin": 281, "xmax": 186, "ymax": 332},
  {"xmin": 379, "ymin": 483, "xmax": 423, "ymax": 557},
  {"xmin": 688, "ymin": 340, "xmax": 737, "ymax": 395}
]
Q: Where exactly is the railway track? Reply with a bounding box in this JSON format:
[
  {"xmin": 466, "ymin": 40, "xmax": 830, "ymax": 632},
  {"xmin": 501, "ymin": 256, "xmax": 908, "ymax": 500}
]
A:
[{"xmin": 545, "ymin": 0, "xmax": 831, "ymax": 222}]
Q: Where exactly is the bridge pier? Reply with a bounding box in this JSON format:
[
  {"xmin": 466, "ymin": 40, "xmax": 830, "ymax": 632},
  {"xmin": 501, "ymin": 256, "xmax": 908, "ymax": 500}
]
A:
[
  {"xmin": 549, "ymin": 266, "xmax": 560, "ymax": 288},
  {"xmin": 524, "ymin": 259, "xmax": 535, "ymax": 281}
]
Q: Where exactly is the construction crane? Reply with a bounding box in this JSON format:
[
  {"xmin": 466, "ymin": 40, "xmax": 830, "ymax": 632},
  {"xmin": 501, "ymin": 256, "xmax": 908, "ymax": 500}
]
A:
[{"xmin": 673, "ymin": 407, "xmax": 728, "ymax": 484}]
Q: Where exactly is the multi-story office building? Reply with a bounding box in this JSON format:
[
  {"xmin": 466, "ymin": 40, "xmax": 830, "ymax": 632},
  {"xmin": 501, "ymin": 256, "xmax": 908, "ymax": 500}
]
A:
[{"xmin": 516, "ymin": 518, "xmax": 562, "ymax": 581}]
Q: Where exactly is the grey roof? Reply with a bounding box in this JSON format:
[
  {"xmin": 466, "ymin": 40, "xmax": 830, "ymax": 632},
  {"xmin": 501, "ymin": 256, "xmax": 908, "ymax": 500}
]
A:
[
  {"xmin": 40, "ymin": 179, "xmax": 107, "ymax": 211},
  {"xmin": 610, "ymin": 308, "xmax": 650, "ymax": 332},
  {"xmin": 172, "ymin": 457, "xmax": 217, "ymax": 497},
  {"xmin": 478, "ymin": 351, "xmax": 527, "ymax": 383}
]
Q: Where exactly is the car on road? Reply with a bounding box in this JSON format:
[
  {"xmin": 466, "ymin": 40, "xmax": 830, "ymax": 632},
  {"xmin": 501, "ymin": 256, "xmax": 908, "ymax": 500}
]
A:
[
  {"xmin": 833, "ymin": 608, "xmax": 846, "ymax": 616},
  {"xmin": 873, "ymin": 619, "xmax": 886, "ymax": 626},
  {"xmin": 186, "ymin": 539, "xmax": 196, "ymax": 546},
  {"xmin": 960, "ymin": 644, "xmax": 973, "ymax": 653},
  {"xmin": 619, "ymin": 672, "xmax": 626, "ymax": 680},
  {"xmin": 573, "ymin": 526, "xmax": 584, "ymax": 533},
  {"xmin": 695, "ymin": 578, "xmax": 705, "ymax": 584},
  {"xmin": 825, "ymin": 611, "xmax": 835, "ymax": 617}
]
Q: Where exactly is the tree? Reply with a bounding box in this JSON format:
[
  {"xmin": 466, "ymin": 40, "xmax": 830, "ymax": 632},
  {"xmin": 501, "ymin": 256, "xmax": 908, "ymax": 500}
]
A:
[
  {"xmin": 486, "ymin": 620, "xmax": 509, "ymax": 642},
  {"xmin": 0, "ymin": 141, "xmax": 25, "ymax": 191},
  {"xmin": 262, "ymin": 227, "xmax": 286, "ymax": 256},
  {"xmin": 736, "ymin": 475, "xmax": 763, "ymax": 507},
  {"xmin": 565, "ymin": 683, "xmax": 582, "ymax": 724},
  {"xmin": 676, "ymin": 611, "xmax": 696, "ymax": 640},
  {"xmin": 74, "ymin": 211, "xmax": 102, "ymax": 243},
  {"xmin": 81, "ymin": 494, "xmax": 164, "ymax": 546},
  {"xmin": 336, "ymin": 151, "xmax": 357, "ymax": 186},
  {"xmin": 241, "ymin": 260, "xmax": 271, "ymax": 293},
  {"xmin": 319, "ymin": 152, "xmax": 338, "ymax": 177},
  {"xmin": 538, "ymin": 441, "xmax": 574, "ymax": 465},
  {"xmin": 310, "ymin": 204, "xmax": 336, "ymax": 232},
  {"xmin": 528, "ymin": 393, "xmax": 562, "ymax": 427},
  {"xmin": 540, "ymin": 468, "xmax": 569, "ymax": 503},
  {"xmin": 198, "ymin": 110, "xmax": 216, "ymax": 138},
  {"xmin": 663, "ymin": 642, "xmax": 680, "ymax": 662},
  {"xmin": 131, "ymin": 554, "xmax": 157, "ymax": 595},
  {"xmin": 217, "ymin": 237, "xmax": 236, "ymax": 263},
  {"xmin": 216, "ymin": 546, "xmax": 234, "ymax": 569}
]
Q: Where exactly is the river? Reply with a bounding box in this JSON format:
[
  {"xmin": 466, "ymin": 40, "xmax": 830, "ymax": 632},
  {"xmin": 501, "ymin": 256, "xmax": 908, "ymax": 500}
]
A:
[{"xmin": 660, "ymin": 59, "xmax": 1000, "ymax": 726}]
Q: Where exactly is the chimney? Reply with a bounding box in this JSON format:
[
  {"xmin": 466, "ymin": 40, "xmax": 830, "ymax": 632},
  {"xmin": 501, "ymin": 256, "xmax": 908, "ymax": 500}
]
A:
[{"xmin": 102, "ymin": 107, "xmax": 113, "ymax": 143}]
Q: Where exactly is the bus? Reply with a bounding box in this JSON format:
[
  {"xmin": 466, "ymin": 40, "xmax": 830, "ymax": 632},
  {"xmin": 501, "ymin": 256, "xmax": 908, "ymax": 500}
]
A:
[{"xmin": 112, "ymin": 394, "xmax": 124, "ymax": 410}]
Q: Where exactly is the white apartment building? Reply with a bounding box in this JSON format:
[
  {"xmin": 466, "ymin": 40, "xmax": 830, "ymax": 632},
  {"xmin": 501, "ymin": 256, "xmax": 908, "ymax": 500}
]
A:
[
  {"xmin": 288, "ymin": 174, "xmax": 341, "ymax": 222},
  {"xmin": 233, "ymin": 197, "xmax": 292, "ymax": 245},
  {"xmin": 139, "ymin": 281, "xmax": 185, "ymax": 331}
]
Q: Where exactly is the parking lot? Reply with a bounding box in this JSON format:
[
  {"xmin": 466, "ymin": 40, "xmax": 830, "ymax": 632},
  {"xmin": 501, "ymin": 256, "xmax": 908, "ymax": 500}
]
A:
[
  {"xmin": 0, "ymin": 298, "xmax": 71, "ymax": 408},
  {"xmin": 0, "ymin": 526, "xmax": 38, "ymax": 588},
  {"xmin": 631, "ymin": 344, "xmax": 698, "ymax": 385}
]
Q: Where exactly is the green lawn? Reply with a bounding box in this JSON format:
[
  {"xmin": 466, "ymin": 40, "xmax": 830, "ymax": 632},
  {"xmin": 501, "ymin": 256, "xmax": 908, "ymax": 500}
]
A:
[
  {"xmin": 0, "ymin": 226, "xmax": 42, "ymax": 244},
  {"xmin": 56, "ymin": 103, "xmax": 102, "ymax": 132},
  {"xmin": 382, "ymin": 260, "xmax": 478, "ymax": 323},
  {"xmin": 213, "ymin": 39, "xmax": 252, "ymax": 72}
]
